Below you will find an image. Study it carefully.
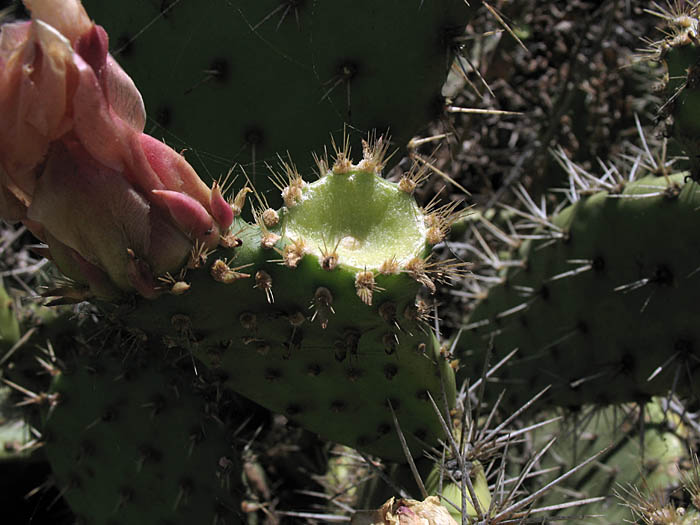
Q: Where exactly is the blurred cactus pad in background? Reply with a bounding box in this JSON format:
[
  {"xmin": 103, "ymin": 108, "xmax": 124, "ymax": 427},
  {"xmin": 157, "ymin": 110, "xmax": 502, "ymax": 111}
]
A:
[{"xmin": 1, "ymin": 0, "xmax": 700, "ymax": 524}]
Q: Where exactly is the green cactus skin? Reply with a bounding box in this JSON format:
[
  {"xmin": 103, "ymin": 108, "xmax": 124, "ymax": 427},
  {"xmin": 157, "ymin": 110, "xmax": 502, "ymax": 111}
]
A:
[
  {"xmin": 424, "ymin": 460, "xmax": 491, "ymax": 521},
  {"xmin": 456, "ymin": 173, "xmax": 700, "ymax": 410},
  {"xmin": 0, "ymin": 280, "xmax": 20, "ymax": 355},
  {"xmin": 651, "ymin": 3, "xmax": 700, "ymax": 180},
  {"xmin": 78, "ymin": 0, "xmax": 477, "ymax": 193},
  {"xmin": 42, "ymin": 343, "xmax": 244, "ymax": 525},
  {"xmin": 117, "ymin": 151, "xmax": 461, "ymax": 462},
  {"xmin": 538, "ymin": 401, "xmax": 688, "ymax": 524}
]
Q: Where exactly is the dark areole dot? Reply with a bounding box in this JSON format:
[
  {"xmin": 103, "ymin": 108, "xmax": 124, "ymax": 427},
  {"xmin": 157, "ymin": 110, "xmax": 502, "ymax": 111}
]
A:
[
  {"xmin": 139, "ymin": 444, "xmax": 163, "ymax": 464},
  {"xmin": 385, "ymin": 398, "xmax": 400, "ymax": 411},
  {"xmin": 356, "ymin": 435, "xmax": 372, "ymax": 448},
  {"xmin": 208, "ymin": 58, "xmax": 230, "ymax": 83},
  {"xmin": 330, "ymin": 400, "xmax": 346, "ymax": 413},
  {"xmin": 336, "ymin": 60, "xmax": 359, "ymax": 81},
  {"xmin": 592, "ymin": 255, "xmax": 605, "ymax": 273},
  {"xmin": 674, "ymin": 337, "xmax": 695, "ymax": 357},
  {"xmin": 619, "ymin": 352, "xmax": 636, "ymax": 375},
  {"xmin": 285, "ymin": 404, "xmax": 302, "ymax": 416},
  {"xmin": 78, "ymin": 440, "xmax": 96, "ymax": 459},
  {"xmin": 652, "ymin": 264, "xmax": 674, "ymax": 286},
  {"xmin": 101, "ymin": 406, "xmax": 118, "ymax": 422},
  {"xmin": 346, "ymin": 368, "xmax": 363, "ymax": 382},
  {"xmin": 377, "ymin": 423, "xmax": 391, "ymax": 435},
  {"xmin": 413, "ymin": 428, "xmax": 428, "ymax": 442},
  {"xmin": 264, "ymin": 368, "xmax": 282, "ymax": 382},
  {"xmin": 383, "ymin": 364, "xmax": 398, "ymax": 380},
  {"xmin": 244, "ymin": 126, "xmax": 265, "ymax": 146},
  {"xmin": 307, "ymin": 364, "xmax": 322, "ymax": 376}
]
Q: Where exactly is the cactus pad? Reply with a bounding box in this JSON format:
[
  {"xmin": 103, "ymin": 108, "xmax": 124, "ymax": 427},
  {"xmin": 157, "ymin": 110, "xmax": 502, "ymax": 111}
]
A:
[
  {"xmin": 78, "ymin": 0, "xmax": 477, "ymax": 193},
  {"xmin": 457, "ymin": 173, "xmax": 700, "ymax": 409},
  {"xmin": 120, "ymin": 146, "xmax": 462, "ymax": 461},
  {"xmin": 42, "ymin": 342, "xmax": 243, "ymax": 525}
]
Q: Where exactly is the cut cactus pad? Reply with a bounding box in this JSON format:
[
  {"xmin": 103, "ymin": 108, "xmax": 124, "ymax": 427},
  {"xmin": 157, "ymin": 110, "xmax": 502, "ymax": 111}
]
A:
[
  {"xmin": 119, "ymin": 144, "xmax": 463, "ymax": 461},
  {"xmin": 282, "ymin": 170, "xmax": 427, "ymax": 270}
]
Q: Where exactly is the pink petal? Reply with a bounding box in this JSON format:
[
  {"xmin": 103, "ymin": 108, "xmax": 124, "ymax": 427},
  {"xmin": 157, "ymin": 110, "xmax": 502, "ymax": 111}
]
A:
[
  {"xmin": 140, "ymin": 134, "xmax": 213, "ymax": 206},
  {"xmin": 210, "ymin": 182, "xmax": 234, "ymax": 230},
  {"xmin": 27, "ymin": 141, "xmax": 151, "ymax": 290},
  {"xmin": 71, "ymin": 51, "xmax": 130, "ymax": 172},
  {"xmin": 0, "ymin": 20, "xmax": 73, "ymax": 187},
  {"xmin": 23, "ymin": 0, "xmax": 92, "ymax": 45},
  {"xmin": 151, "ymin": 189, "xmax": 218, "ymax": 244},
  {"xmin": 103, "ymin": 54, "xmax": 146, "ymax": 132},
  {"xmin": 74, "ymin": 23, "xmax": 108, "ymax": 79},
  {"xmin": 74, "ymin": 24, "xmax": 145, "ymax": 132}
]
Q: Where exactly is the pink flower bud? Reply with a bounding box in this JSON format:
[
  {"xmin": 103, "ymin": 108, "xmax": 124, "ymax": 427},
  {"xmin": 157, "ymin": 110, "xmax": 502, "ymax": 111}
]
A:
[{"xmin": 0, "ymin": 0, "xmax": 233, "ymax": 299}]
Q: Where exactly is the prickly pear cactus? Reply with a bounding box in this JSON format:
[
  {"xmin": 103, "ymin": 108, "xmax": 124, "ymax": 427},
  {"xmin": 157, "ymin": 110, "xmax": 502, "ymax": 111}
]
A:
[
  {"xmin": 42, "ymin": 338, "xmax": 244, "ymax": 525},
  {"xmin": 78, "ymin": 0, "xmax": 478, "ymax": 192},
  {"xmin": 649, "ymin": 2, "xmax": 700, "ymax": 180},
  {"xmin": 538, "ymin": 401, "xmax": 688, "ymax": 524},
  {"xmin": 0, "ymin": 0, "xmax": 465, "ymax": 463},
  {"xmin": 121, "ymin": 141, "xmax": 464, "ymax": 461},
  {"xmin": 456, "ymin": 173, "xmax": 700, "ymax": 409}
]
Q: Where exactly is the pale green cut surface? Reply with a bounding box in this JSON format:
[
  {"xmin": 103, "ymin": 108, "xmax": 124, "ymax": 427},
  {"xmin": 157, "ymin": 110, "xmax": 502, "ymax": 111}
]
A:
[{"xmin": 283, "ymin": 170, "xmax": 427, "ymax": 269}]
